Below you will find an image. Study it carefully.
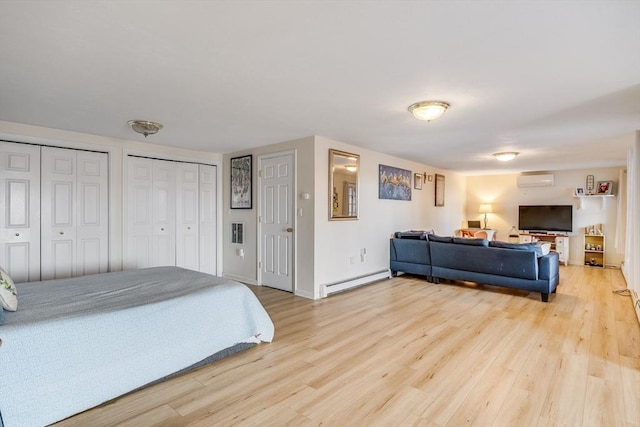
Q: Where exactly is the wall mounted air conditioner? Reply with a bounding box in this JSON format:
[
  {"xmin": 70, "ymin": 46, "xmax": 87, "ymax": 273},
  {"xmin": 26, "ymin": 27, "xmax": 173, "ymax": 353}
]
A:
[{"xmin": 516, "ymin": 173, "xmax": 555, "ymax": 188}]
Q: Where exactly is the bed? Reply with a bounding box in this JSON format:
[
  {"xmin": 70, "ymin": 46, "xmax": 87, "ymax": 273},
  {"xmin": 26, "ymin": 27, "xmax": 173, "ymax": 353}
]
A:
[{"xmin": 0, "ymin": 266, "xmax": 274, "ymax": 427}]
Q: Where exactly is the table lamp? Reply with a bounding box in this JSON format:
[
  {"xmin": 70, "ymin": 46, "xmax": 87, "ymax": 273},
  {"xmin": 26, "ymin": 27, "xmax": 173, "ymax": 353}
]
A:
[{"xmin": 479, "ymin": 203, "xmax": 493, "ymax": 229}]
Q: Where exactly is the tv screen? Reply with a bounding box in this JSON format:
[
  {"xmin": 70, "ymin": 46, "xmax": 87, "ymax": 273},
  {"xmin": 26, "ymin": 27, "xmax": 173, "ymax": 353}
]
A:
[{"xmin": 518, "ymin": 205, "xmax": 573, "ymax": 233}]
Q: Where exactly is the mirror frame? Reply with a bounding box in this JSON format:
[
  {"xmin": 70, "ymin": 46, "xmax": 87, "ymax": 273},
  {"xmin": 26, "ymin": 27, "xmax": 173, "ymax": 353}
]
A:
[{"xmin": 329, "ymin": 149, "xmax": 360, "ymax": 220}]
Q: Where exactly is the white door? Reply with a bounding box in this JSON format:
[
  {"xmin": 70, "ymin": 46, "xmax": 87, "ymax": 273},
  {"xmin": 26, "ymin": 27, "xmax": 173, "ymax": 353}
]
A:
[
  {"xmin": 199, "ymin": 164, "xmax": 217, "ymax": 275},
  {"xmin": 0, "ymin": 142, "xmax": 41, "ymax": 283},
  {"xmin": 41, "ymin": 147, "xmax": 108, "ymax": 280},
  {"xmin": 126, "ymin": 156, "xmax": 154, "ymax": 269},
  {"xmin": 41, "ymin": 147, "xmax": 77, "ymax": 280},
  {"xmin": 76, "ymin": 150, "xmax": 109, "ymax": 276},
  {"xmin": 259, "ymin": 153, "xmax": 294, "ymax": 292},
  {"xmin": 176, "ymin": 162, "xmax": 199, "ymax": 271},
  {"xmin": 152, "ymin": 160, "xmax": 176, "ymax": 266}
]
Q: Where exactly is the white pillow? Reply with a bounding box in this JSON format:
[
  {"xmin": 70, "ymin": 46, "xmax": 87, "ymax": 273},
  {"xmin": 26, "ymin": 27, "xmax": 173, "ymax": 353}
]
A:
[
  {"xmin": 0, "ymin": 267, "xmax": 17, "ymax": 311},
  {"xmin": 540, "ymin": 243, "xmax": 552, "ymax": 256}
]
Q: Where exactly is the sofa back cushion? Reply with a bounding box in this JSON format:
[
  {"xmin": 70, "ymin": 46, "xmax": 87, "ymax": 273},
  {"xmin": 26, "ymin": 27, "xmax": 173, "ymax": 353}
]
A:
[
  {"xmin": 395, "ymin": 231, "xmax": 428, "ymax": 240},
  {"xmin": 453, "ymin": 237, "xmax": 489, "ymax": 247},
  {"xmin": 489, "ymin": 241, "xmax": 544, "ymax": 257},
  {"xmin": 427, "ymin": 234, "xmax": 454, "ymax": 243},
  {"xmin": 430, "ymin": 242, "xmax": 538, "ymax": 280}
]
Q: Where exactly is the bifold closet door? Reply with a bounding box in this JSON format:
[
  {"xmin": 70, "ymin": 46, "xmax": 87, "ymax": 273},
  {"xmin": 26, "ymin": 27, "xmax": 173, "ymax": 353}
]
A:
[
  {"xmin": 126, "ymin": 157, "xmax": 176, "ymax": 269},
  {"xmin": 41, "ymin": 147, "xmax": 108, "ymax": 280},
  {"xmin": 176, "ymin": 162, "xmax": 199, "ymax": 271},
  {"xmin": 126, "ymin": 157, "xmax": 217, "ymax": 273},
  {"xmin": 199, "ymin": 164, "xmax": 217, "ymax": 274},
  {"xmin": 0, "ymin": 141, "xmax": 41, "ymax": 283}
]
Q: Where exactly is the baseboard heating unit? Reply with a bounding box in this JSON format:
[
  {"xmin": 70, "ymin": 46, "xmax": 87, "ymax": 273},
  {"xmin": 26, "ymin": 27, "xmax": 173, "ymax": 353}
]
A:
[{"xmin": 321, "ymin": 269, "xmax": 390, "ymax": 297}]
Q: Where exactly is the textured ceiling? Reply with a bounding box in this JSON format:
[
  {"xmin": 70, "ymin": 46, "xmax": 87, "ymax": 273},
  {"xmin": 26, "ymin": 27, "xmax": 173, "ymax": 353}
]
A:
[{"xmin": 1, "ymin": 1, "xmax": 638, "ymax": 175}]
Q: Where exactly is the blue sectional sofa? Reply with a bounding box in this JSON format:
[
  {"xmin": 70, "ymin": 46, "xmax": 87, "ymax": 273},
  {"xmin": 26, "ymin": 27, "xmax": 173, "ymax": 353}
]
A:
[{"xmin": 389, "ymin": 232, "xmax": 560, "ymax": 302}]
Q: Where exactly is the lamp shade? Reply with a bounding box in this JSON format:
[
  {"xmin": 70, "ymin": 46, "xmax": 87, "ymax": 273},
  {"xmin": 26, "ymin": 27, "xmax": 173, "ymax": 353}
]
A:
[{"xmin": 479, "ymin": 203, "xmax": 493, "ymax": 214}]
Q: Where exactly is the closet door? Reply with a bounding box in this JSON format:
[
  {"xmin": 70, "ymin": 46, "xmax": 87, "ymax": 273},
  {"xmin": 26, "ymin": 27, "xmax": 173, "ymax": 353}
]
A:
[
  {"xmin": 126, "ymin": 156, "xmax": 177, "ymax": 268},
  {"xmin": 199, "ymin": 164, "xmax": 217, "ymax": 274},
  {"xmin": 76, "ymin": 151, "xmax": 109, "ymax": 276},
  {"xmin": 176, "ymin": 162, "xmax": 199, "ymax": 270},
  {"xmin": 152, "ymin": 160, "xmax": 176, "ymax": 266},
  {"xmin": 0, "ymin": 142, "xmax": 41, "ymax": 283},
  {"xmin": 41, "ymin": 147, "xmax": 77, "ymax": 280},
  {"xmin": 126, "ymin": 157, "xmax": 154, "ymax": 269},
  {"xmin": 41, "ymin": 147, "xmax": 108, "ymax": 280}
]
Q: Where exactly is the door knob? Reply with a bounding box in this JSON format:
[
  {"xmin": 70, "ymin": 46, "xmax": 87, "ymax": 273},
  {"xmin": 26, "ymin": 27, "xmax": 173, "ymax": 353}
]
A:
[
  {"xmin": 286, "ymin": 227, "xmax": 293, "ymax": 232},
  {"xmin": 15, "ymin": 233, "xmax": 20, "ymax": 237}
]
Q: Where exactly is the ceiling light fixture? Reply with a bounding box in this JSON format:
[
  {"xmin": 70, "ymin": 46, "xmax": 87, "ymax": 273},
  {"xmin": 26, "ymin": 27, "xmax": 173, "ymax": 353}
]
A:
[
  {"xmin": 493, "ymin": 152, "xmax": 519, "ymax": 161},
  {"xmin": 408, "ymin": 101, "xmax": 450, "ymax": 122},
  {"xmin": 345, "ymin": 165, "xmax": 358, "ymax": 172},
  {"xmin": 128, "ymin": 120, "xmax": 163, "ymax": 137}
]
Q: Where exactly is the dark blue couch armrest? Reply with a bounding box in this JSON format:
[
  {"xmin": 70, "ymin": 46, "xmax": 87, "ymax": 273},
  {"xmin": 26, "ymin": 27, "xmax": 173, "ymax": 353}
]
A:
[
  {"xmin": 390, "ymin": 238, "xmax": 431, "ymax": 264},
  {"xmin": 538, "ymin": 251, "xmax": 559, "ymax": 281}
]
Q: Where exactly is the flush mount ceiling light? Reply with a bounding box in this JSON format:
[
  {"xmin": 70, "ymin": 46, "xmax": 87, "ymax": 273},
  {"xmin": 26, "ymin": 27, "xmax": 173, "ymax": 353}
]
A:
[
  {"xmin": 408, "ymin": 101, "xmax": 450, "ymax": 122},
  {"xmin": 127, "ymin": 120, "xmax": 163, "ymax": 137},
  {"xmin": 493, "ymin": 152, "xmax": 519, "ymax": 161}
]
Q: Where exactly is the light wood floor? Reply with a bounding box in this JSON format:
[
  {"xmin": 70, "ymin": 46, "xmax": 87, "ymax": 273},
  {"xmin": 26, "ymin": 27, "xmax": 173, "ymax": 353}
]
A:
[{"xmin": 57, "ymin": 266, "xmax": 639, "ymax": 427}]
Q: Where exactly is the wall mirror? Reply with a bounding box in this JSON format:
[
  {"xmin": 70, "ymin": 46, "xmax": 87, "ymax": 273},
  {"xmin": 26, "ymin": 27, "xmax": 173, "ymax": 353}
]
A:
[{"xmin": 329, "ymin": 149, "xmax": 359, "ymax": 220}]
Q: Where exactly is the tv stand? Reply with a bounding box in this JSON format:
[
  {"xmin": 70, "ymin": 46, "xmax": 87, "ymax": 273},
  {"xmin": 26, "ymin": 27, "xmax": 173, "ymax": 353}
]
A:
[{"xmin": 519, "ymin": 232, "xmax": 569, "ymax": 266}]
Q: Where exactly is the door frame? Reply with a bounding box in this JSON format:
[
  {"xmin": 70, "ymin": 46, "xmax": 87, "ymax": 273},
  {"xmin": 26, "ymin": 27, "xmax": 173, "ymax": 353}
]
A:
[{"xmin": 257, "ymin": 150, "xmax": 297, "ymax": 292}]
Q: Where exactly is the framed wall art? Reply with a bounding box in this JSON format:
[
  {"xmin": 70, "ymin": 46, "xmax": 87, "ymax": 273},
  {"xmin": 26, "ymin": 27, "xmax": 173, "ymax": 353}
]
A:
[
  {"xmin": 230, "ymin": 154, "xmax": 252, "ymax": 209},
  {"xmin": 596, "ymin": 180, "xmax": 613, "ymax": 195},
  {"xmin": 435, "ymin": 173, "xmax": 445, "ymax": 206},
  {"xmin": 379, "ymin": 164, "xmax": 412, "ymax": 201},
  {"xmin": 414, "ymin": 173, "xmax": 423, "ymax": 190}
]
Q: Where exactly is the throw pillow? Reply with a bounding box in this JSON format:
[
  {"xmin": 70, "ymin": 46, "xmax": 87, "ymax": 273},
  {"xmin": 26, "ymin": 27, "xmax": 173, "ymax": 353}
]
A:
[
  {"xmin": 453, "ymin": 237, "xmax": 489, "ymax": 247},
  {"xmin": 489, "ymin": 241, "xmax": 543, "ymax": 257},
  {"xmin": 540, "ymin": 243, "xmax": 551, "ymax": 256},
  {"xmin": 0, "ymin": 267, "xmax": 18, "ymax": 311}
]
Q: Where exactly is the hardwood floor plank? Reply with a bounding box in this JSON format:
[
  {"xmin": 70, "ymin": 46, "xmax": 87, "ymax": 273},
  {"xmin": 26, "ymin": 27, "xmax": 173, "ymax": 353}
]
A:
[{"xmin": 53, "ymin": 266, "xmax": 640, "ymax": 427}]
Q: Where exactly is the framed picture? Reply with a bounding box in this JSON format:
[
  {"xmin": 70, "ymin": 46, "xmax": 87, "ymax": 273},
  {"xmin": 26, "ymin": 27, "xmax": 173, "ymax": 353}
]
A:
[
  {"xmin": 435, "ymin": 173, "xmax": 445, "ymax": 206},
  {"xmin": 414, "ymin": 173, "xmax": 423, "ymax": 190},
  {"xmin": 379, "ymin": 164, "xmax": 412, "ymax": 201},
  {"xmin": 230, "ymin": 155, "xmax": 252, "ymax": 209},
  {"xmin": 596, "ymin": 180, "xmax": 613, "ymax": 195},
  {"xmin": 575, "ymin": 187, "xmax": 585, "ymax": 196}
]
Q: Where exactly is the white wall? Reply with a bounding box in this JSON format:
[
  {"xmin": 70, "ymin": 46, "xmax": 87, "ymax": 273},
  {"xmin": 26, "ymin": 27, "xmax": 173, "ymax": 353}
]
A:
[
  {"xmin": 0, "ymin": 121, "xmax": 222, "ymax": 271},
  {"xmin": 466, "ymin": 167, "xmax": 625, "ymax": 267},
  {"xmin": 223, "ymin": 135, "xmax": 466, "ymax": 299},
  {"xmin": 314, "ymin": 136, "xmax": 466, "ymax": 298}
]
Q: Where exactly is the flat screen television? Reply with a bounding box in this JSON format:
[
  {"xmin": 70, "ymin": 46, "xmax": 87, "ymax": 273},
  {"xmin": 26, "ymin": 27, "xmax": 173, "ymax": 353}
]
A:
[{"xmin": 518, "ymin": 205, "xmax": 573, "ymax": 233}]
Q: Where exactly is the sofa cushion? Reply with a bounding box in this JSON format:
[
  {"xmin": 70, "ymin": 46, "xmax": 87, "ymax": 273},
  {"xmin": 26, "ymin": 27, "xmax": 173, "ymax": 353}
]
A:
[
  {"xmin": 395, "ymin": 231, "xmax": 428, "ymax": 240},
  {"xmin": 431, "ymin": 241, "xmax": 539, "ymax": 280},
  {"xmin": 489, "ymin": 241, "xmax": 544, "ymax": 257},
  {"xmin": 428, "ymin": 234, "xmax": 454, "ymax": 243},
  {"xmin": 453, "ymin": 237, "xmax": 489, "ymax": 247}
]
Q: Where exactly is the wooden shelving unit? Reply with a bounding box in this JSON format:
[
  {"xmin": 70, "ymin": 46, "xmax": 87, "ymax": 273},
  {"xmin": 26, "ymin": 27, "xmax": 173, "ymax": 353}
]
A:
[{"xmin": 584, "ymin": 223, "xmax": 605, "ymax": 268}]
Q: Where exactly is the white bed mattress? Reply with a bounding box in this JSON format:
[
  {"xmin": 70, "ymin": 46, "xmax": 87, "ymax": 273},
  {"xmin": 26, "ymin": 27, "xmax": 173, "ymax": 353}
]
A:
[{"xmin": 0, "ymin": 267, "xmax": 274, "ymax": 427}]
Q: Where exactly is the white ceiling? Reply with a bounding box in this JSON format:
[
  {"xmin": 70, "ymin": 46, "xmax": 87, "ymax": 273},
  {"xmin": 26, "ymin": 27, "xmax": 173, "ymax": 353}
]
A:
[{"xmin": 1, "ymin": 1, "xmax": 638, "ymax": 175}]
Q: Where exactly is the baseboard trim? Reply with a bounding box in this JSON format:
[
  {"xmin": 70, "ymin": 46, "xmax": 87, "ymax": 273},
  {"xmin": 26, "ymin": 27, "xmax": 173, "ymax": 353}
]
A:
[
  {"xmin": 321, "ymin": 270, "xmax": 390, "ymax": 298},
  {"xmin": 223, "ymin": 273, "xmax": 258, "ymax": 286}
]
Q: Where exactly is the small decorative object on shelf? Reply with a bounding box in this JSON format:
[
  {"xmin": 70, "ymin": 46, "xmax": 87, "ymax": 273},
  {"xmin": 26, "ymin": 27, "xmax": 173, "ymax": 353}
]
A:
[{"xmin": 586, "ymin": 174, "xmax": 595, "ymax": 195}]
